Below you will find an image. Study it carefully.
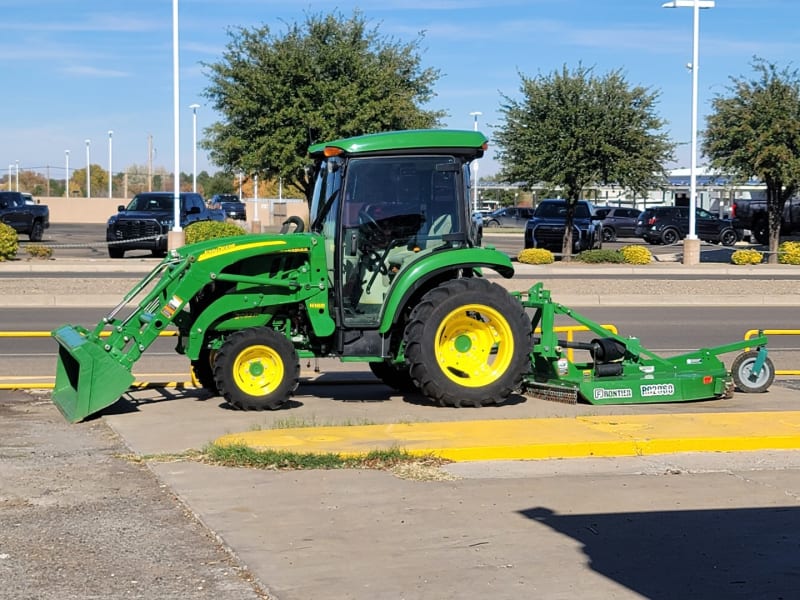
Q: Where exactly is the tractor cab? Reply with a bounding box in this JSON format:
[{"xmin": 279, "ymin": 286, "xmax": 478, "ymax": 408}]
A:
[{"xmin": 309, "ymin": 130, "xmax": 484, "ymax": 328}]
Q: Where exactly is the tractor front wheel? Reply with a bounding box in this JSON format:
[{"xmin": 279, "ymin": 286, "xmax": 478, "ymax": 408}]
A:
[
  {"xmin": 731, "ymin": 350, "xmax": 775, "ymax": 393},
  {"xmin": 404, "ymin": 278, "xmax": 532, "ymax": 407},
  {"xmin": 214, "ymin": 327, "xmax": 299, "ymax": 410}
]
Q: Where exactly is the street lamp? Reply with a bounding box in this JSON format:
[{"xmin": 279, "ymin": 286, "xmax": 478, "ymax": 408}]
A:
[
  {"xmin": 85, "ymin": 139, "xmax": 91, "ymax": 198},
  {"xmin": 189, "ymin": 103, "xmax": 200, "ymax": 193},
  {"xmin": 168, "ymin": 0, "xmax": 184, "ymax": 251},
  {"xmin": 469, "ymin": 111, "xmax": 482, "ymax": 213},
  {"xmin": 65, "ymin": 150, "xmax": 70, "ymax": 198},
  {"xmin": 662, "ymin": 0, "xmax": 715, "ymax": 265},
  {"xmin": 14, "ymin": 160, "xmax": 19, "ymax": 192},
  {"xmin": 108, "ymin": 130, "xmax": 113, "ymax": 198}
]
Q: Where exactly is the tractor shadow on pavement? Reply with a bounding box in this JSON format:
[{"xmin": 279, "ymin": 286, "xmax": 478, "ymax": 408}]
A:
[{"xmin": 521, "ymin": 505, "xmax": 800, "ymax": 600}]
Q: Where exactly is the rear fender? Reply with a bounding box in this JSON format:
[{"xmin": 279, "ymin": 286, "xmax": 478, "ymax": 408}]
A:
[{"xmin": 378, "ymin": 247, "xmax": 514, "ymax": 334}]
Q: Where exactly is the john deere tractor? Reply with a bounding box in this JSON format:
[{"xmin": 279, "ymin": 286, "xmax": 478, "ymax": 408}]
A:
[{"xmin": 52, "ymin": 130, "xmax": 534, "ymax": 422}]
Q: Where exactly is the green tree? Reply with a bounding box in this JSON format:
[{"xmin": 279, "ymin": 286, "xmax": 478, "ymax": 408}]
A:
[
  {"xmin": 202, "ymin": 10, "xmax": 444, "ymax": 203},
  {"xmin": 703, "ymin": 59, "xmax": 800, "ymax": 263},
  {"xmin": 494, "ymin": 64, "xmax": 673, "ymax": 259},
  {"xmin": 70, "ymin": 165, "xmax": 108, "ymax": 198}
]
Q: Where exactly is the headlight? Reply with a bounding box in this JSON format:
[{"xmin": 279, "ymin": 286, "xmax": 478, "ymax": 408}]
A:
[
  {"xmin": 159, "ymin": 218, "xmax": 174, "ymax": 228},
  {"xmin": 107, "ymin": 216, "xmax": 117, "ymax": 226}
]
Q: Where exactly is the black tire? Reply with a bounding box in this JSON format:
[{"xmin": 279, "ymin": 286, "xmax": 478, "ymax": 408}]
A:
[
  {"xmin": 404, "ymin": 278, "xmax": 532, "ymax": 407},
  {"xmin": 369, "ymin": 361, "xmax": 418, "ymax": 393},
  {"xmin": 191, "ymin": 347, "xmax": 218, "ymax": 394},
  {"xmin": 752, "ymin": 218, "xmax": 769, "ymax": 245},
  {"xmin": 731, "ymin": 351, "xmax": 774, "ymax": 393},
  {"xmin": 108, "ymin": 246, "xmax": 125, "ymax": 259},
  {"xmin": 602, "ymin": 227, "xmax": 616, "ymax": 243},
  {"xmin": 661, "ymin": 228, "xmax": 681, "ymax": 245},
  {"xmin": 29, "ymin": 220, "xmax": 44, "ymax": 242},
  {"xmin": 214, "ymin": 327, "xmax": 299, "ymax": 410},
  {"xmin": 151, "ymin": 249, "xmax": 167, "ymax": 258},
  {"xmin": 719, "ymin": 228, "xmax": 738, "ymax": 247}
]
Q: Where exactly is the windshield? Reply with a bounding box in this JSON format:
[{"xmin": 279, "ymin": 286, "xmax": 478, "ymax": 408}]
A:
[
  {"xmin": 310, "ymin": 157, "xmax": 345, "ymax": 233},
  {"xmin": 127, "ymin": 194, "xmax": 172, "ymax": 211},
  {"xmin": 535, "ymin": 202, "xmax": 590, "ymax": 219}
]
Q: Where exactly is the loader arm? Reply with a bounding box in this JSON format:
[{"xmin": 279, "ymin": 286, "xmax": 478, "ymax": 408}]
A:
[{"xmin": 52, "ymin": 233, "xmax": 332, "ymax": 422}]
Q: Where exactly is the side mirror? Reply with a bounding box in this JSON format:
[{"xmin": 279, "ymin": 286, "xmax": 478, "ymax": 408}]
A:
[{"xmin": 117, "ymin": 205, "xmax": 126, "ymax": 212}]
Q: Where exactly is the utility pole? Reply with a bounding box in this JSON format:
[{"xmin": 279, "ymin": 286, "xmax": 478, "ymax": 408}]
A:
[{"xmin": 147, "ymin": 134, "xmax": 153, "ymax": 192}]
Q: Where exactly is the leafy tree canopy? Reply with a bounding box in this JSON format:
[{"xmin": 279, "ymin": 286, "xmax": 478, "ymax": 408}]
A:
[
  {"xmin": 494, "ymin": 64, "xmax": 673, "ymax": 257},
  {"xmin": 202, "ymin": 10, "xmax": 444, "ymax": 202},
  {"xmin": 703, "ymin": 58, "xmax": 800, "ymax": 262}
]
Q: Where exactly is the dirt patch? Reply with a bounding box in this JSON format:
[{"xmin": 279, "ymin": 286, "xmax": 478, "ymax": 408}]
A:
[{"xmin": 0, "ymin": 390, "xmax": 268, "ymax": 600}]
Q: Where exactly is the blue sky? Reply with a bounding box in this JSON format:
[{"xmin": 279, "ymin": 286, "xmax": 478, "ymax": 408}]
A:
[{"xmin": 2, "ymin": 0, "xmax": 798, "ymax": 184}]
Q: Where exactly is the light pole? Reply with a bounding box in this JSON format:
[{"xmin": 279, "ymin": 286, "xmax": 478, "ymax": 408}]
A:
[
  {"xmin": 108, "ymin": 130, "xmax": 113, "ymax": 199},
  {"xmin": 662, "ymin": 0, "xmax": 715, "ymax": 265},
  {"xmin": 6, "ymin": 165, "xmax": 11, "ymax": 191},
  {"xmin": 65, "ymin": 150, "xmax": 70, "ymax": 198},
  {"xmin": 469, "ymin": 111, "xmax": 482, "ymax": 213},
  {"xmin": 168, "ymin": 0, "xmax": 184, "ymax": 251},
  {"xmin": 189, "ymin": 103, "xmax": 200, "ymax": 193},
  {"xmin": 85, "ymin": 139, "xmax": 91, "ymax": 198},
  {"xmin": 14, "ymin": 160, "xmax": 19, "ymax": 192}
]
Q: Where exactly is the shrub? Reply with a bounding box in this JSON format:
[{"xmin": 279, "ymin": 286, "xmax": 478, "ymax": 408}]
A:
[
  {"xmin": 185, "ymin": 220, "xmax": 247, "ymax": 244},
  {"xmin": 25, "ymin": 244, "xmax": 53, "ymax": 260},
  {"xmin": 619, "ymin": 245, "xmax": 653, "ymax": 265},
  {"xmin": 778, "ymin": 241, "xmax": 800, "ymax": 265},
  {"xmin": 574, "ymin": 249, "xmax": 625, "ymax": 263},
  {"xmin": 517, "ymin": 248, "xmax": 554, "ymax": 264},
  {"xmin": 730, "ymin": 248, "xmax": 763, "ymax": 265},
  {"xmin": 0, "ymin": 223, "xmax": 18, "ymax": 261}
]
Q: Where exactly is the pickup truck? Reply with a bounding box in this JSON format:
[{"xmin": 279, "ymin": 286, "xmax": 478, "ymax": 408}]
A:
[
  {"xmin": 106, "ymin": 191, "xmax": 225, "ymax": 258},
  {"xmin": 730, "ymin": 196, "xmax": 800, "ymax": 245},
  {"xmin": 0, "ymin": 191, "xmax": 50, "ymax": 241}
]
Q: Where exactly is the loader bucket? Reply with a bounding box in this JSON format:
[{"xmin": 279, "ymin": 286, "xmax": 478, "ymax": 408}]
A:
[{"xmin": 52, "ymin": 325, "xmax": 135, "ymax": 423}]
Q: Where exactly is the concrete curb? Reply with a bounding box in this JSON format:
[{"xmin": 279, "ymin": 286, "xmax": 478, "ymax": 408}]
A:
[{"xmin": 214, "ymin": 411, "xmax": 800, "ymax": 462}]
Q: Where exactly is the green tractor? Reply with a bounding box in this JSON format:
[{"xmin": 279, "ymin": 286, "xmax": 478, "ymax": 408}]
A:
[{"xmin": 52, "ymin": 129, "xmax": 534, "ymax": 422}]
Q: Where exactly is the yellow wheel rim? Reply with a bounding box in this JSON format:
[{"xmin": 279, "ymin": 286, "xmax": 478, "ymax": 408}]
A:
[
  {"xmin": 434, "ymin": 303, "xmax": 515, "ymax": 387},
  {"xmin": 232, "ymin": 345, "xmax": 284, "ymax": 396}
]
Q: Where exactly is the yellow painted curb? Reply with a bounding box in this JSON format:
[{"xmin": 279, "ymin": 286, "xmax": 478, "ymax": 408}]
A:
[{"xmin": 214, "ymin": 412, "xmax": 800, "ymax": 461}]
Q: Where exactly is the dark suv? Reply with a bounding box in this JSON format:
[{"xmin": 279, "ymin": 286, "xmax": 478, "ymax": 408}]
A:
[
  {"xmin": 483, "ymin": 206, "xmax": 534, "ymax": 228},
  {"xmin": 524, "ymin": 199, "xmax": 603, "ymax": 252},
  {"xmin": 210, "ymin": 194, "xmax": 246, "ymax": 221},
  {"xmin": 594, "ymin": 206, "xmax": 641, "ymax": 242},
  {"xmin": 635, "ymin": 206, "xmax": 738, "ymax": 246},
  {"xmin": 106, "ymin": 192, "xmax": 221, "ymax": 258}
]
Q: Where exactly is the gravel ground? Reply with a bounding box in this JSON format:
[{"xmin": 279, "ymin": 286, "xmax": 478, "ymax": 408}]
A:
[{"xmin": 0, "ymin": 391, "xmax": 268, "ymax": 600}]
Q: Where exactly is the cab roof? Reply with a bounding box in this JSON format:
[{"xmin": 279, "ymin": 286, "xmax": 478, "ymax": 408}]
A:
[{"xmin": 308, "ymin": 129, "xmax": 487, "ymax": 159}]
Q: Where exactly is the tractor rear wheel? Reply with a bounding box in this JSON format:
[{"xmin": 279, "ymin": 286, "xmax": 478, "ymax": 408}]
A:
[
  {"xmin": 214, "ymin": 327, "xmax": 299, "ymax": 410},
  {"xmin": 404, "ymin": 278, "xmax": 532, "ymax": 407},
  {"xmin": 369, "ymin": 361, "xmax": 418, "ymax": 393}
]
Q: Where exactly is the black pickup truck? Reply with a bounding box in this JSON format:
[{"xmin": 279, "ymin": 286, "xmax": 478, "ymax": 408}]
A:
[
  {"xmin": 106, "ymin": 191, "xmax": 225, "ymax": 258},
  {"xmin": 0, "ymin": 191, "xmax": 50, "ymax": 241},
  {"xmin": 731, "ymin": 196, "xmax": 800, "ymax": 245}
]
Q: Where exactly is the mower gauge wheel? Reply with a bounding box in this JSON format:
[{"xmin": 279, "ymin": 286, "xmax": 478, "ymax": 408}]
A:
[{"xmin": 731, "ymin": 350, "xmax": 775, "ymax": 393}]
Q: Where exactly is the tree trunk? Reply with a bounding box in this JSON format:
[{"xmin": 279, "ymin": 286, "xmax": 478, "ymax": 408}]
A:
[
  {"xmin": 561, "ymin": 198, "xmax": 577, "ymax": 262},
  {"xmin": 766, "ymin": 184, "xmax": 788, "ymax": 264}
]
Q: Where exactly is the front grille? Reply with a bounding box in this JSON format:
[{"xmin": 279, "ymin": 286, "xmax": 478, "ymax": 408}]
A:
[
  {"xmin": 532, "ymin": 225, "xmax": 567, "ymax": 247},
  {"xmin": 112, "ymin": 219, "xmax": 162, "ymax": 241}
]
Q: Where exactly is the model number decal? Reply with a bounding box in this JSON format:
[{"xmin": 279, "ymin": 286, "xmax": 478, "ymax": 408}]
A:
[
  {"xmin": 593, "ymin": 388, "xmax": 633, "ymax": 400},
  {"xmin": 640, "ymin": 383, "xmax": 675, "ymax": 397}
]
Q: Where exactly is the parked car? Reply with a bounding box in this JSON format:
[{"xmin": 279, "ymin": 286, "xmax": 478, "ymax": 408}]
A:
[
  {"xmin": 0, "ymin": 191, "xmax": 49, "ymax": 241},
  {"xmin": 106, "ymin": 191, "xmax": 224, "ymax": 258},
  {"xmin": 483, "ymin": 206, "xmax": 534, "ymax": 228},
  {"xmin": 634, "ymin": 206, "xmax": 738, "ymax": 246},
  {"xmin": 524, "ymin": 199, "xmax": 603, "ymax": 252},
  {"xmin": 470, "ymin": 211, "xmax": 483, "ymax": 246},
  {"xmin": 210, "ymin": 193, "xmax": 247, "ymax": 221},
  {"xmin": 594, "ymin": 206, "xmax": 642, "ymax": 242}
]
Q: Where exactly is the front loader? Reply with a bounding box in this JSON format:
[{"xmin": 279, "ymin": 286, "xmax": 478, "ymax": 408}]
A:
[{"xmin": 52, "ymin": 129, "xmax": 775, "ymax": 423}]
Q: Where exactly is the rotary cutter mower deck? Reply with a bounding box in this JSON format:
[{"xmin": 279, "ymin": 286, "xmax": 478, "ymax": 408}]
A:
[{"xmin": 50, "ymin": 130, "xmax": 774, "ymax": 423}]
